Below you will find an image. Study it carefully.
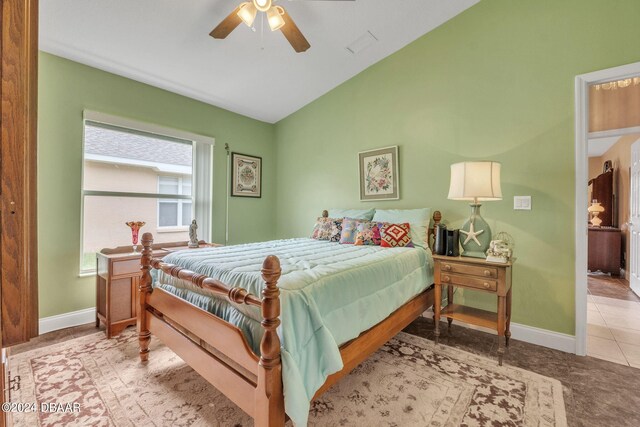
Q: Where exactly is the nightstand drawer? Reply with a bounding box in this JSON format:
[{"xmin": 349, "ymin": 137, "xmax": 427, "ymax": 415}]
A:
[
  {"xmin": 440, "ymin": 262, "xmax": 498, "ymax": 279},
  {"xmin": 112, "ymin": 258, "xmax": 142, "ymax": 277},
  {"xmin": 440, "ymin": 273, "xmax": 497, "ymax": 292}
]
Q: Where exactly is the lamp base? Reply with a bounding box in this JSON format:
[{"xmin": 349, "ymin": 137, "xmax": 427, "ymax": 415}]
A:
[
  {"xmin": 459, "ymin": 204, "xmax": 491, "ymax": 258},
  {"xmin": 462, "ymin": 249, "xmax": 488, "ymax": 259}
]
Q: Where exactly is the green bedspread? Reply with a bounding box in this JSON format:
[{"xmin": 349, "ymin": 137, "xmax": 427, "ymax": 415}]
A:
[{"xmin": 154, "ymin": 238, "xmax": 433, "ymax": 426}]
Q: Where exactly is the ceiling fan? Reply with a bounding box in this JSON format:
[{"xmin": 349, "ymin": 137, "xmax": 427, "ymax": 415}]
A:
[{"xmin": 210, "ymin": 0, "xmax": 354, "ymax": 53}]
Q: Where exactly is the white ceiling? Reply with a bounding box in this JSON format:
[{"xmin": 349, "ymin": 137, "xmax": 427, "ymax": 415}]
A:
[
  {"xmin": 40, "ymin": 0, "xmax": 479, "ymax": 123},
  {"xmin": 588, "ymin": 136, "xmax": 619, "ymax": 157}
]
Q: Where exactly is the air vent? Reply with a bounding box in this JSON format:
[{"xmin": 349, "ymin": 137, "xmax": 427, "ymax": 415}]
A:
[{"xmin": 346, "ymin": 31, "xmax": 378, "ymax": 55}]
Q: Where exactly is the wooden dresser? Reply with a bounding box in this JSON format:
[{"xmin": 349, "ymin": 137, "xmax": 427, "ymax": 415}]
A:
[
  {"xmin": 96, "ymin": 240, "xmax": 218, "ymax": 338},
  {"xmin": 588, "ymin": 227, "xmax": 622, "ymax": 275}
]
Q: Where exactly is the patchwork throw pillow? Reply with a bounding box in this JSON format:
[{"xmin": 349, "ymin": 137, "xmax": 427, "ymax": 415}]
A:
[
  {"xmin": 339, "ymin": 218, "xmax": 367, "ymax": 244},
  {"xmin": 311, "ymin": 217, "xmax": 343, "ymax": 241},
  {"xmin": 380, "ymin": 223, "xmax": 414, "ymax": 248},
  {"xmin": 354, "ymin": 221, "xmax": 383, "ymax": 246}
]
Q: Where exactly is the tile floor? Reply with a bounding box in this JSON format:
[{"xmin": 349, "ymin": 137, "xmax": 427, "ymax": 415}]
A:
[{"xmin": 587, "ymin": 274, "xmax": 640, "ymax": 366}]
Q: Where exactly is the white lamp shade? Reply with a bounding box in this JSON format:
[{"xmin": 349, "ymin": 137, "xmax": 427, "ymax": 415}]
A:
[
  {"xmin": 237, "ymin": 2, "xmax": 257, "ymax": 27},
  {"xmin": 267, "ymin": 6, "xmax": 285, "ymax": 31},
  {"xmin": 448, "ymin": 161, "xmax": 502, "ymax": 201}
]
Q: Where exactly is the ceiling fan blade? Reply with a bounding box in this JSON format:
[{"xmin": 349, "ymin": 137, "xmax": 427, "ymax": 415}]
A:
[
  {"xmin": 279, "ymin": 9, "xmax": 310, "ymax": 53},
  {"xmin": 210, "ymin": 5, "xmax": 243, "ymax": 39}
]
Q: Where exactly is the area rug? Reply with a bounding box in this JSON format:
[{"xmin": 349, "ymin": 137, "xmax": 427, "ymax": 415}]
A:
[{"xmin": 9, "ymin": 329, "xmax": 566, "ymax": 426}]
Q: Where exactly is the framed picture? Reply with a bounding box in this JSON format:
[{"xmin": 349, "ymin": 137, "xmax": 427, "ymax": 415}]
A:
[
  {"xmin": 231, "ymin": 152, "xmax": 262, "ymax": 198},
  {"xmin": 359, "ymin": 146, "xmax": 399, "ymax": 201}
]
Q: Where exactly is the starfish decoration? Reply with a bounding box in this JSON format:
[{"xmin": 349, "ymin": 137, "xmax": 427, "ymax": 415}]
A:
[{"xmin": 460, "ymin": 222, "xmax": 484, "ymax": 246}]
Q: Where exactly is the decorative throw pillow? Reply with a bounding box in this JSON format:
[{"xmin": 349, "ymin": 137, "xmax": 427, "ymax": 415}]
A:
[
  {"xmin": 380, "ymin": 223, "xmax": 414, "ymax": 248},
  {"xmin": 354, "ymin": 221, "xmax": 383, "ymax": 246},
  {"xmin": 373, "ymin": 208, "xmax": 431, "ymax": 249},
  {"xmin": 339, "ymin": 218, "xmax": 366, "ymax": 244},
  {"xmin": 329, "ymin": 219, "xmax": 343, "ymax": 242},
  {"xmin": 311, "ymin": 217, "xmax": 342, "ymax": 241}
]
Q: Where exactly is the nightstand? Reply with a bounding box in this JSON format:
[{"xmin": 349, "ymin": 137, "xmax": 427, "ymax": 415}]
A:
[
  {"xmin": 96, "ymin": 240, "xmax": 220, "ymax": 338},
  {"xmin": 432, "ymin": 254, "xmax": 515, "ymax": 365}
]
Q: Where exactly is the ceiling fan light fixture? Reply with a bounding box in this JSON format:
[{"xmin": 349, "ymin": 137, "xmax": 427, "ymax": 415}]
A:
[
  {"xmin": 237, "ymin": 2, "xmax": 257, "ymax": 27},
  {"xmin": 267, "ymin": 6, "xmax": 285, "ymax": 31},
  {"xmin": 253, "ymin": 0, "xmax": 272, "ymax": 13}
]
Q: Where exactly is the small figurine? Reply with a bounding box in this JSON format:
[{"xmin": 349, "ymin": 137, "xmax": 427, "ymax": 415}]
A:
[{"xmin": 188, "ymin": 219, "xmax": 199, "ymax": 248}]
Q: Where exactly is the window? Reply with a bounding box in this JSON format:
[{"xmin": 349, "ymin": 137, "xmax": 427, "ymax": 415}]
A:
[
  {"xmin": 157, "ymin": 176, "xmax": 192, "ymax": 228},
  {"xmin": 81, "ymin": 111, "xmax": 213, "ymax": 274}
]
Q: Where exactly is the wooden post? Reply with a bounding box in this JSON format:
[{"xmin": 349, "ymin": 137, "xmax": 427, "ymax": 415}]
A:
[
  {"xmin": 255, "ymin": 255, "xmax": 285, "ymax": 427},
  {"xmin": 138, "ymin": 232, "xmax": 154, "ymax": 362},
  {"xmin": 429, "ymin": 210, "xmax": 442, "ymax": 252}
]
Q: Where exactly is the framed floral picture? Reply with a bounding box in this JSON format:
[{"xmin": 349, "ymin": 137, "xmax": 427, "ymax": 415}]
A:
[
  {"xmin": 359, "ymin": 146, "xmax": 399, "ymax": 201},
  {"xmin": 231, "ymin": 152, "xmax": 262, "ymax": 198}
]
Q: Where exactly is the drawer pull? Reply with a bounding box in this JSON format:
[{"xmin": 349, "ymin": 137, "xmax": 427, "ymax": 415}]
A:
[
  {"xmin": 442, "ymin": 275, "xmax": 450, "ymax": 283},
  {"xmin": 443, "ymin": 264, "xmax": 452, "ymax": 271},
  {"xmin": 483, "ymin": 282, "xmax": 490, "ymax": 289},
  {"xmin": 484, "ymin": 270, "xmax": 491, "ymax": 277}
]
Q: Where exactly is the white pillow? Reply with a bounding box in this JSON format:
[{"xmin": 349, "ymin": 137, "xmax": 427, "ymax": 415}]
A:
[
  {"xmin": 327, "ymin": 208, "xmax": 376, "ymax": 221},
  {"xmin": 373, "ymin": 208, "xmax": 432, "ymax": 249}
]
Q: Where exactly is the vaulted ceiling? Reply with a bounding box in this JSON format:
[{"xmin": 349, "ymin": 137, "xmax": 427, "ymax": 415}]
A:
[{"xmin": 40, "ymin": 0, "xmax": 478, "ymax": 123}]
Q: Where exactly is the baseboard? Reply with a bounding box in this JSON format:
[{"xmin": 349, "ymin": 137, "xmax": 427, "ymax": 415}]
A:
[
  {"xmin": 41, "ymin": 307, "xmax": 575, "ymax": 353},
  {"xmin": 422, "ymin": 310, "xmax": 576, "ymax": 354},
  {"xmin": 39, "ymin": 308, "xmax": 96, "ymax": 335},
  {"xmin": 509, "ymin": 323, "xmax": 576, "ymax": 353}
]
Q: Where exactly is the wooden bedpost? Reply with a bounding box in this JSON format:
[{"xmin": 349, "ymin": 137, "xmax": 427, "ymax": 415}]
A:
[
  {"xmin": 322, "ymin": 209, "xmax": 328, "ymax": 218},
  {"xmin": 429, "ymin": 210, "xmax": 442, "ymax": 252},
  {"xmin": 138, "ymin": 232, "xmax": 154, "ymax": 363},
  {"xmin": 256, "ymin": 255, "xmax": 285, "ymax": 427}
]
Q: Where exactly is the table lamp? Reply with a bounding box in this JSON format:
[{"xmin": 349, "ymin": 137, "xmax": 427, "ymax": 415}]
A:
[
  {"xmin": 448, "ymin": 161, "xmax": 502, "ymax": 258},
  {"xmin": 588, "ymin": 201, "xmax": 605, "ymax": 227}
]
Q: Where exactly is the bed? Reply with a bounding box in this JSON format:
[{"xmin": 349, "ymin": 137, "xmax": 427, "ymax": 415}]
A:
[{"xmin": 138, "ymin": 210, "xmax": 441, "ymax": 426}]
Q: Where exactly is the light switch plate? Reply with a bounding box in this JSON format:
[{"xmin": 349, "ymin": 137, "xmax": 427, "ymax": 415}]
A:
[{"xmin": 514, "ymin": 196, "xmax": 531, "ymax": 210}]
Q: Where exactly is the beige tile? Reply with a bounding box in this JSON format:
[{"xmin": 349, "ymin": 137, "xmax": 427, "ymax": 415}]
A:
[
  {"xmin": 588, "ymin": 323, "xmax": 614, "ymax": 340},
  {"xmin": 602, "ymin": 312, "xmax": 640, "ymax": 331},
  {"xmin": 587, "ymin": 302, "xmax": 599, "ymax": 312},
  {"xmin": 592, "ymin": 296, "xmax": 640, "ymax": 309},
  {"xmin": 595, "ymin": 302, "xmax": 640, "ymax": 317},
  {"xmin": 587, "ymin": 310, "xmax": 606, "ymax": 326},
  {"xmin": 618, "ymin": 342, "xmax": 640, "ymax": 365},
  {"xmin": 610, "ymin": 327, "xmax": 640, "ymax": 345},
  {"xmin": 587, "ymin": 336, "xmax": 628, "ymax": 365}
]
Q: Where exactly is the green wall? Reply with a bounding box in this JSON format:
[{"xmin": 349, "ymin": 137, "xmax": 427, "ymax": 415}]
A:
[
  {"xmin": 38, "ymin": 52, "xmax": 276, "ymax": 318},
  {"xmin": 274, "ymin": 0, "xmax": 640, "ymax": 335},
  {"xmin": 39, "ymin": 0, "xmax": 640, "ymax": 333}
]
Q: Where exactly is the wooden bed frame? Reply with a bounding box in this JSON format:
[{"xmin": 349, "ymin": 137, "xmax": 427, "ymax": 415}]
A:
[{"xmin": 138, "ymin": 210, "xmax": 442, "ymax": 426}]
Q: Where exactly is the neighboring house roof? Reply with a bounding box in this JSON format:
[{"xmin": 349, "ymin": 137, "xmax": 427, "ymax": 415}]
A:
[{"xmin": 84, "ymin": 124, "xmax": 192, "ymax": 167}]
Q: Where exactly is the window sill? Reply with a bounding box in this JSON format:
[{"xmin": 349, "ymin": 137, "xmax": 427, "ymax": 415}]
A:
[
  {"xmin": 79, "ymin": 271, "xmax": 96, "ymax": 278},
  {"xmin": 156, "ymin": 226, "xmax": 189, "ymax": 233}
]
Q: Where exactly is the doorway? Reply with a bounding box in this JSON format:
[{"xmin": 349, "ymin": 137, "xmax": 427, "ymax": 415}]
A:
[
  {"xmin": 575, "ymin": 62, "xmax": 640, "ymax": 362},
  {"xmin": 587, "ymin": 129, "xmax": 639, "ymax": 365}
]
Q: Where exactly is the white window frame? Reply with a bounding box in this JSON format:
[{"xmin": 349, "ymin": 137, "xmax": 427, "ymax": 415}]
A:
[
  {"xmin": 157, "ymin": 175, "xmax": 193, "ymax": 231},
  {"xmin": 80, "ymin": 111, "xmax": 214, "ymax": 275}
]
